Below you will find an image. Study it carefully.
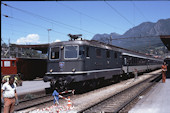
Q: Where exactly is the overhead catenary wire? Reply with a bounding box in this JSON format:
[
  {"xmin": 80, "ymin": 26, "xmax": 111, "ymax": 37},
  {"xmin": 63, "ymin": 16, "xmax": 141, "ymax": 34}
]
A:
[
  {"xmin": 2, "ymin": 14, "xmax": 164, "ymax": 42},
  {"xmin": 2, "ymin": 27, "xmax": 48, "ymax": 37},
  {"xmin": 3, "ymin": 16, "xmax": 93, "ymax": 39},
  {"xmin": 1, "ymin": 38, "xmax": 6, "ymax": 44},
  {"xmin": 104, "ymin": 0, "xmax": 135, "ymax": 27},
  {"xmin": 2, "ymin": 2, "xmax": 168, "ymax": 43},
  {"xmin": 1, "ymin": 2, "xmax": 95, "ymax": 35},
  {"xmin": 0, "ymin": 3, "xmax": 77, "ymax": 34},
  {"xmin": 107, "ymin": 35, "xmax": 162, "ymax": 40},
  {"xmin": 2, "ymin": 14, "xmax": 93, "ymax": 43},
  {"xmin": 131, "ymin": 1, "xmax": 149, "ymax": 22},
  {"xmin": 57, "ymin": 2, "xmax": 125, "ymax": 31},
  {"xmin": 2, "ymin": 14, "xmax": 66, "ymax": 36}
]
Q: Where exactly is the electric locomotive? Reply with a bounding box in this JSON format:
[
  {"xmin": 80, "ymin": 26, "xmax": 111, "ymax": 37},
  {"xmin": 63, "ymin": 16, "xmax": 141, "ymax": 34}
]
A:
[{"xmin": 43, "ymin": 35, "xmax": 163, "ymax": 91}]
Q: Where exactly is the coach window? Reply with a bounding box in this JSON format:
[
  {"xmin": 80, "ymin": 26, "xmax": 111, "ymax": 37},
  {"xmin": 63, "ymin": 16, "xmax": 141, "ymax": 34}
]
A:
[
  {"xmin": 137, "ymin": 58, "xmax": 140, "ymax": 65},
  {"xmin": 1, "ymin": 61, "xmax": 3, "ymax": 67},
  {"xmin": 106, "ymin": 50, "xmax": 110, "ymax": 58},
  {"xmin": 129, "ymin": 57, "xmax": 132, "ymax": 65},
  {"xmin": 96, "ymin": 48, "xmax": 101, "ymax": 57},
  {"xmin": 135, "ymin": 58, "xmax": 137, "ymax": 65},
  {"xmin": 4, "ymin": 61, "xmax": 10, "ymax": 67},
  {"xmin": 132, "ymin": 58, "xmax": 135, "ymax": 65},
  {"xmin": 148, "ymin": 60, "xmax": 150, "ymax": 64},
  {"xmin": 50, "ymin": 47, "xmax": 60, "ymax": 59}
]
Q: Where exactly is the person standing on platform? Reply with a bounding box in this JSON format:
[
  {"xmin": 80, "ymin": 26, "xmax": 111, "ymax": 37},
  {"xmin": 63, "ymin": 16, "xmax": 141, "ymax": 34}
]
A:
[
  {"xmin": 1, "ymin": 76, "xmax": 19, "ymax": 113},
  {"xmin": 161, "ymin": 62, "xmax": 167, "ymax": 83}
]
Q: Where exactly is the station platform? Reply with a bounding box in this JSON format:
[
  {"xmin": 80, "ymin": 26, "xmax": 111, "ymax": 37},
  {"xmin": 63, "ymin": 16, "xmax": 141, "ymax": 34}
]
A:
[
  {"xmin": 129, "ymin": 78, "xmax": 170, "ymax": 113},
  {"xmin": 16, "ymin": 80, "xmax": 50, "ymax": 96}
]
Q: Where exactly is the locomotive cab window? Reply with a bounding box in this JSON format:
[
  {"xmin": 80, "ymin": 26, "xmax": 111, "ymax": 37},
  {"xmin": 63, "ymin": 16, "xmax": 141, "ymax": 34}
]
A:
[
  {"xmin": 64, "ymin": 45, "xmax": 78, "ymax": 59},
  {"xmin": 50, "ymin": 47, "xmax": 60, "ymax": 59}
]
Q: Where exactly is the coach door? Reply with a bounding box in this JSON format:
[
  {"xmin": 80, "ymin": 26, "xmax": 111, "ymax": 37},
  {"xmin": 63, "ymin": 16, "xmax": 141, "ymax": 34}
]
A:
[{"xmin": 124, "ymin": 57, "xmax": 129, "ymax": 74}]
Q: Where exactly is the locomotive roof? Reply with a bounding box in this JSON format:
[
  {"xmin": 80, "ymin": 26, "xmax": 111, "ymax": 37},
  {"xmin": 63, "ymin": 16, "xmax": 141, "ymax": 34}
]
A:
[
  {"xmin": 50, "ymin": 39, "xmax": 125, "ymax": 51},
  {"xmin": 50, "ymin": 39, "xmax": 163, "ymax": 61}
]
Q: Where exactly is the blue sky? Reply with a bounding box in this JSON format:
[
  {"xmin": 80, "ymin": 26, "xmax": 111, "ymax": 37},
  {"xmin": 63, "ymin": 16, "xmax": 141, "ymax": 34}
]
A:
[{"xmin": 1, "ymin": 1, "xmax": 170, "ymax": 44}]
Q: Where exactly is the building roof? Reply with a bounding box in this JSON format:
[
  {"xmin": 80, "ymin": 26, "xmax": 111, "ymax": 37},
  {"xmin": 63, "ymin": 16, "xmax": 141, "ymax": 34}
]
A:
[
  {"xmin": 160, "ymin": 35, "xmax": 170, "ymax": 51},
  {"xmin": 10, "ymin": 43, "xmax": 49, "ymax": 53}
]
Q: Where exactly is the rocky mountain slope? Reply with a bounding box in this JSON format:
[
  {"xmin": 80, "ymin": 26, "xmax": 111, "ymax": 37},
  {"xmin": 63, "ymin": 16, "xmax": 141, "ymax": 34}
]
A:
[{"xmin": 92, "ymin": 18, "xmax": 170, "ymax": 55}]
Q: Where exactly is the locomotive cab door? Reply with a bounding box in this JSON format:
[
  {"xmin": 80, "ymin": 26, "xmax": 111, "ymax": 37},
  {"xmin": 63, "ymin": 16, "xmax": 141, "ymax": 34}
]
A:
[{"xmin": 84, "ymin": 46, "xmax": 91, "ymax": 71}]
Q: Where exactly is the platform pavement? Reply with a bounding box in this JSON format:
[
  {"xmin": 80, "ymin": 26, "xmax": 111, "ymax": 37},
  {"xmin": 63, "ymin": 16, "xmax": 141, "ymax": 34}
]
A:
[
  {"xmin": 129, "ymin": 79, "xmax": 170, "ymax": 113},
  {"xmin": 16, "ymin": 80, "xmax": 50, "ymax": 96}
]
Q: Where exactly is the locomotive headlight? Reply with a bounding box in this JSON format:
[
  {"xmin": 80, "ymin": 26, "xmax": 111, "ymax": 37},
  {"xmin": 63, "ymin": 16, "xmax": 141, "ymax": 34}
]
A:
[
  {"xmin": 72, "ymin": 68, "xmax": 76, "ymax": 72},
  {"xmin": 50, "ymin": 69, "xmax": 53, "ymax": 72},
  {"xmin": 60, "ymin": 46, "xmax": 64, "ymax": 49}
]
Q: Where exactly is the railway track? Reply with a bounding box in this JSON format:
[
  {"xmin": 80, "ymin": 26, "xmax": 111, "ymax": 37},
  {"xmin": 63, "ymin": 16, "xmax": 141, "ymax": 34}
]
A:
[
  {"xmin": 2, "ymin": 71, "xmax": 160, "ymax": 112},
  {"xmin": 13, "ymin": 91, "xmax": 73, "ymax": 112},
  {"xmin": 15, "ymin": 94, "xmax": 53, "ymax": 111},
  {"xmin": 1, "ymin": 92, "xmax": 50, "ymax": 109},
  {"xmin": 78, "ymin": 73, "xmax": 161, "ymax": 113}
]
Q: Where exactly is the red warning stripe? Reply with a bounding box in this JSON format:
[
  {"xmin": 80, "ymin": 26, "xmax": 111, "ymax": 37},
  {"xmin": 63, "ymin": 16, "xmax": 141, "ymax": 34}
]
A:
[{"xmin": 59, "ymin": 90, "xmax": 75, "ymax": 94}]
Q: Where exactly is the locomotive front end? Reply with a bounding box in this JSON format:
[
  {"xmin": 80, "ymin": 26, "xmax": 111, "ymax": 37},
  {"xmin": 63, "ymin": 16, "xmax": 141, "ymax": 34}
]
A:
[{"xmin": 43, "ymin": 41, "xmax": 86, "ymax": 91}]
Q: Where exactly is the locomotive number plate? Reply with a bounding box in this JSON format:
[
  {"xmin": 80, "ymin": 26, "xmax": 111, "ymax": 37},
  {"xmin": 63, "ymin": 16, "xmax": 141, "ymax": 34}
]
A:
[{"xmin": 59, "ymin": 62, "xmax": 65, "ymax": 69}]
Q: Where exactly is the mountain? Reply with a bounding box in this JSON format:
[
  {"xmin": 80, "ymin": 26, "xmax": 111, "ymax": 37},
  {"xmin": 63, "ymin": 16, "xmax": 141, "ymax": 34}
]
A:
[
  {"xmin": 91, "ymin": 18, "xmax": 170, "ymax": 55},
  {"xmin": 92, "ymin": 33, "xmax": 121, "ymax": 44},
  {"xmin": 123, "ymin": 19, "xmax": 170, "ymax": 37}
]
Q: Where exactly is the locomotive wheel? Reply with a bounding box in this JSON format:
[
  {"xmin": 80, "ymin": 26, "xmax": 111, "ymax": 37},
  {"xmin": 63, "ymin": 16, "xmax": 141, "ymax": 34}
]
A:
[
  {"xmin": 115, "ymin": 75, "xmax": 120, "ymax": 83},
  {"xmin": 50, "ymin": 79, "xmax": 56, "ymax": 90},
  {"xmin": 122, "ymin": 71, "xmax": 127, "ymax": 80},
  {"xmin": 123, "ymin": 74, "xmax": 128, "ymax": 80},
  {"xmin": 73, "ymin": 82, "xmax": 86, "ymax": 94},
  {"xmin": 127, "ymin": 73, "xmax": 131, "ymax": 79},
  {"xmin": 96, "ymin": 79, "xmax": 102, "ymax": 88}
]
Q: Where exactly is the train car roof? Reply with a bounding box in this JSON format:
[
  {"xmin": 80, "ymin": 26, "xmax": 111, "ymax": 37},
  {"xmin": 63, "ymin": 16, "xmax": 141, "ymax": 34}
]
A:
[
  {"xmin": 122, "ymin": 52, "xmax": 163, "ymax": 61},
  {"xmin": 50, "ymin": 39, "xmax": 163, "ymax": 61}
]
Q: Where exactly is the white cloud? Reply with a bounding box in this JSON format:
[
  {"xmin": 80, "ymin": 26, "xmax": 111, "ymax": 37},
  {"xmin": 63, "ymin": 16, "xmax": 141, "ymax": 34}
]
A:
[
  {"xmin": 54, "ymin": 39, "xmax": 61, "ymax": 42},
  {"xmin": 16, "ymin": 34, "xmax": 40, "ymax": 44}
]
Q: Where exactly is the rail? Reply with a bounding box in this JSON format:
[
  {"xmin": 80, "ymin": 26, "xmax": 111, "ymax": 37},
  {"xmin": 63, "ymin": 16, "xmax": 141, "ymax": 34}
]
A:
[
  {"xmin": 13, "ymin": 90, "xmax": 74, "ymax": 112},
  {"xmin": 78, "ymin": 73, "xmax": 161, "ymax": 113}
]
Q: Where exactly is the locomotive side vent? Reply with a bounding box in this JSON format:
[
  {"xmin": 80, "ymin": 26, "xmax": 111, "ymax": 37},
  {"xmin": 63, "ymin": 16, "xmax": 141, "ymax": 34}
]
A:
[{"xmin": 68, "ymin": 34, "xmax": 83, "ymax": 41}]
